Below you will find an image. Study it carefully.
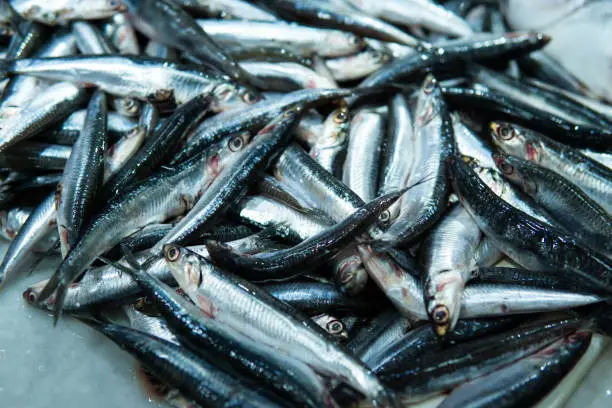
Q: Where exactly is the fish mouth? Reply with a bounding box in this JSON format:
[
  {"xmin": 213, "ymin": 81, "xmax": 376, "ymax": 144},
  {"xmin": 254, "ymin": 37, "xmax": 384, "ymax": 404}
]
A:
[{"xmin": 432, "ymin": 304, "xmax": 450, "ymax": 337}]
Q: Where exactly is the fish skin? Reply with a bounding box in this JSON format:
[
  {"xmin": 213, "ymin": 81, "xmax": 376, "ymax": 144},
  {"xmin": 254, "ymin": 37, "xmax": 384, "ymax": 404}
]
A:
[
  {"xmin": 0, "ymin": 142, "xmax": 71, "ymax": 171},
  {"xmin": 0, "ymin": 192, "xmax": 55, "ymax": 288},
  {"xmin": 123, "ymin": 0, "xmax": 263, "ymax": 88},
  {"xmin": 177, "ymin": 0, "xmax": 279, "ymax": 21},
  {"xmin": 150, "ymin": 106, "xmax": 303, "ymax": 255},
  {"xmin": 164, "ymin": 245, "xmax": 394, "ymax": 406},
  {"xmin": 36, "ymin": 140, "xmax": 232, "ymax": 322},
  {"xmin": 56, "ymin": 90, "xmax": 107, "ymax": 257},
  {"xmin": 0, "ymin": 55, "xmax": 256, "ymax": 110},
  {"xmin": 79, "ymin": 318, "xmax": 285, "ymax": 408},
  {"xmin": 102, "ymin": 13, "xmax": 140, "ymax": 55},
  {"xmin": 103, "ymin": 94, "xmax": 214, "ymax": 199},
  {"xmin": 0, "ymin": 82, "xmax": 87, "ymax": 153},
  {"xmin": 6, "ymin": 0, "xmax": 124, "ymax": 25},
  {"xmin": 449, "ymin": 155, "xmax": 612, "ymax": 295},
  {"xmin": 490, "ymin": 121, "xmax": 612, "ymax": 214},
  {"xmin": 438, "ymin": 331, "xmax": 592, "ymax": 408},
  {"xmin": 494, "ymin": 152, "xmax": 612, "ymax": 257},
  {"xmin": 205, "ymin": 189, "xmax": 403, "ymax": 281}
]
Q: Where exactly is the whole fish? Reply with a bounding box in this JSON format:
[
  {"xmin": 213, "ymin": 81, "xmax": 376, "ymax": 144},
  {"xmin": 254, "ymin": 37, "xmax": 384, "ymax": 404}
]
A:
[
  {"xmin": 449, "ymin": 156, "xmax": 612, "ymax": 295},
  {"xmin": 494, "ymin": 152, "xmax": 612, "ymax": 257},
  {"xmin": 262, "ymin": 0, "xmax": 419, "ymax": 46},
  {"xmin": 196, "ymin": 20, "xmax": 363, "ymax": 57},
  {"xmin": 149, "ymin": 107, "xmax": 302, "ymax": 254},
  {"xmin": 490, "ymin": 121, "xmax": 612, "ymax": 214},
  {"xmin": 123, "ymin": 0, "xmax": 261, "ymax": 87},
  {"xmin": 205, "ymin": 189, "xmax": 403, "ymax": 280},
  {"xmin": 0, "ymin": 56, "xmax": 257, "ymax": 109},
  {"xmin": 438, "ymin": 332, "xmax": 591, "ymax": 408},
  {"xmin": 80, "ymin": 318, "xmax": 284, "ymax": 408},
  {"xmin": 343, "ymin": 108, "xmax": 385, "ymax": 201},
  {"xmin": 37, "ymin": 137, "xmax": 238, "ymax": 322},
  {"xmin": 376, "ymin": 75, "xmax": 454, "ymax": 248},
  {"xmin": 0, "ymin": 192, "xmax": 56, "ymax": 288},
  {"xmin": 345, "ymin": 0, "xmax": 472, "ymax": 37},
  {"xmin": 420, "ymin": 204, "xmax": 483, "ymax": 336},
  {"xmin": 56, "ymin": 91, "xmax": 107, "ymax": 257},
  {"xmin": 165, "ymin": 245, "xmax": 394, "ymax": 405}
]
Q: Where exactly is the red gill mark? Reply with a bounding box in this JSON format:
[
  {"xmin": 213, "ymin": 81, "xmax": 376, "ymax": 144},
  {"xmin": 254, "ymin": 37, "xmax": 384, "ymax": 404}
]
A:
[{"xmin": 525, "ymin": 142, "xmax": 539, "ymax": 162}]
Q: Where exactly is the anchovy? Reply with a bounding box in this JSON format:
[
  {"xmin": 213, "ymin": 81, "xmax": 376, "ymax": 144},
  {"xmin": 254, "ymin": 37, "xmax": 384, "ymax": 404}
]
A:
[
  {"xmin": 0, "ymin": 142, "xmax": 70, "ymax": 171},
  {"xmin": 56, "ymin": 91, "xmax": 107, "ymax": 257},
  {"xmin": 165, "ymin": 245, "xmax": 394, "ymax": 405},
  {"xmin": 5, "ymin": 0, "xmax": 124, "ymax": 25},
  {"xmin": 124, "ymin": 305, "xmax": 180, "ymax": 345},
  {"xmin": 103, "ymin": 94, "xmax": 214, "ymax": 199},
  {"xmin": 438, "ymin": 332, "xmax": 591, "ymax": 408},
  {"xmin": 420, "ymin": 204, "xmax": 483, "ymax": 336},
  {"xmin": 79, "ymin": 318, "xmax": 284, "ymax": 408},
  {"xmin": 262, "ymin": 0, "xmax": 419, "ymax": 46},
  {"xmin": 378, "ymin": 93, "xmax": 414, "ymax": 221},
  {"xmin": 494, "ymin": 152, "xmax": 612, "ymax": 257},
  {"xmin": 196, "ymin": 20, "xmax": 363, "ymax": 57},
  {"xmin": 449, "ymin": 155, "xmax": 612, "ymax": 295},
  {"xmin": 103, "ymin": 126, "xmax": 147, "ymax": 182},
  {"xmin": 312, "ymin": 313, "xmax": 349, "ymax": 342},
  {"xmin": 325, "ymin": 48, "xmax": 390, "ymax": 82},
  {"xmin": 308, "ymin": 105, "xmax": 350, "ymax": 177},
  {"xmin": 102, "ymin": 13, "xmax": 140, "ymax": 55},
  {"xmin": 0, "ymin": 205, "xmax": 31, "ymax": 241},
  {"xmin": 72, "ymin": 21, "xmax": 115, "ymax": 55},
  {"xmin": 377, "ymin": 75, "xmax": 454, "ymax": 247},
  {"xmin": 264, "ymin": 282, "xmax": 371, "ymax": 314},
  {"xmin": 205, "ymin": 189, "xmax": 402, "ymax": 280},
  {"xmin": 490, "ymin": 121, "xmax": 612, "ymax": 214},
  {"xmin": 123, "ymin": 0, "xmax": 261, "ymax": 87},
  {"xmin": 240, "ymin": 61, "xmax": 338, "ymax": 91},
  {"xmin": 343, "ymin": 108, "xmax": 385, "ymax": 201},
  {"xmin": 0, "ymin": 192, "xmax": 55, "ymax": 288},
  {"xmin": 177, "ymin": 0, "xmax": 278, "ymax": 21},
  {"xmin": 37, "ymin": 141, "xmax": 233, "ymax": 322},
  {"xmin": 0, "ymin": 55, "xmax": 256, "ymax": 109}
]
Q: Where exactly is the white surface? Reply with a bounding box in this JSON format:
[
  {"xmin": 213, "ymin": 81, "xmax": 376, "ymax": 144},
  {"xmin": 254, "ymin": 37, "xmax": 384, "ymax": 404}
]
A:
[{"xmin": 0, "ymin": 245, "xmax": 164, "ymax": 408}]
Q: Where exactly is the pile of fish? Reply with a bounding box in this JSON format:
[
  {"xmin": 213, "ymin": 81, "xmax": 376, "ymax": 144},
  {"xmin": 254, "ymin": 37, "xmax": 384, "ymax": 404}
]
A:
[{"xmin": 0, "ymin": 0, "xmax": 611, "ymax": 407}]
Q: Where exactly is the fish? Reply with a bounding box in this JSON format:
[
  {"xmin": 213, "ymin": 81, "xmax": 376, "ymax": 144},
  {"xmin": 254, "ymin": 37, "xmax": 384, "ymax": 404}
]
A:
[
  {"xmin": 55, "ymin": 91, "xmax": 107, "ymax": 257},
  {"xmin": 325, "ymin": 48, "xmax": 391, "ymax": 82},
  {"xmin": 4, "ymin": 0, "xmax": 124, "ymax": 25},
  {"xmin": 307, "ymin": 105, "xmax": 350, "ymax": 177},
  {"xmin": 494, "ymin": 152, "xmax": 612, "ymax": 257},
  {"xmin": 164, "ymin": 245, "xmax": 394, "ymax": 405},
  {"xmin": 177, "ymin": 0, "xmax": 278, "ymax": 21}
]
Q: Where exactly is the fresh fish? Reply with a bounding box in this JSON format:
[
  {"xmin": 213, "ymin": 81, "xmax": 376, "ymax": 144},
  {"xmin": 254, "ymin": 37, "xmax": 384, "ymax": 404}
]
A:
[
  {"xmin": 0, "ymin": 55, "xmax": 257, "ymax": 109},
  {"xmin": 494, "ymin": 152, "xmax": 612, "ymax": 257},
  {"xmin": 378, "ymin": 315, "xmax": 584, "ymax": 397},
  {"xmin": 103, "ymin": 94, "xmax": 214, "ymax": 199},
  {"xmin": 103, "ymin": 126, "xmax": 147, "ymax": 181},
  {"xmin": 325, "ymin": 48, "xmax": 390, "ymax": 82},
  {"xmin": 377, "ymin": 75, "xmax": 454, "ymax": 248},
  {"xmin": 357, "ymin": 316, "xmax": 412, "ymax": 367},
  {"xmin": 5, "ymin": 0, "xmax": 124, "ymax": 25},
  {"xmin": 72, "ymin": 21, "xmax": 115, "ymax": 55},
  {"xmin": 490, "ymin": 121, "xmax": 612, "ymax": 214},
  {"xmin": 80, "ymin": 318, "xmax": 284, "ymax": 408},
  {"xmin": 439, "ymin": 332, "xmax": 592, "ymax": 408},
  {"xmin": 177, "ymin": 0, "xmax": 278, "ymax": 21},
  {"xmin": 0, "ymin": 205, "xmax": 31, "ymax": 241},
  {"xmin": 205, "ymin": 189, "xmax": 403, "ymax": 280},
  {"xmin": 308, "ymin": 105, "xmax": 350, "ymax": 176},
  {"xmin": 449, "ymin": 155, "xmax": 612, "ymax": 295},
  {"xmin": 332, "ymin": 246, "xmax": 369, "ymax": 295},
  {"xmin": 37, "ymin": 142, "xmax": 232, "ymax": 322},
  {"xmin": 0, "ymin": 142, "xmax": 71, "ymax": 171},
  {"xmin": 343, "ymin": 108, "xmax": 385, "ymax": 201},
  {"xmin": 102, "ymin": 13, "xmax": 140, "ymax": 55},
  {"xmin": 123, "ymin": 0, "xmax": 261, "ymax": 87},
  {"xmin": 0, "ymin": 82, "xmax": 86, "ymax": 152},
  {"xmin": 345, "ymin": 0, "xmax": 473, "ymax": 37},
  {"xmin": 0, "ymin": 192, "xmax": 56, "ymax": 288},
  {"xmin": 453, "ymin": 113, "xmax": 496, "ymax": 169},
  {"xmin": 196, "ymin": 20, "xmax": 363, "ymax": 57},
  {"xmin": 262, "ymin": 0, "xmax": 420, "ymax": 46},
  {"xmin": 240, "ymin": 61, "xmax": 338, "ymax": 90},
  {"xmin": 264, "ymin": 281, "xmax": 371, "ymax": 314},
  {"xmin": 378, "ymin": 93, "xmax": 414, "ymax": 221},
  {"xmin": 56, "ymin": 91, "xmax": 107, "ymax": 257},
  {"xmin": 124, "ymin": 305, "xmax": 180, "ymax": 345},
  {"xmin": 420, "ymin": 204, "xmax": 483, "ymax": 336},
  {"xmin": 164, "ymin": 245, "xmax": 393, "ymax": 405}
]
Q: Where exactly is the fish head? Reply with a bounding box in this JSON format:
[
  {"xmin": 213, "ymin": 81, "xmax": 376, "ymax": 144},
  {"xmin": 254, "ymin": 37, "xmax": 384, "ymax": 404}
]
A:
[
  {"xmin": 490, "ymin": 121, "xmax": 539, "ymax": 162},
  {"xmin": 164, "ymin": 245, "xmax": 207, "ymax": 291},
  {"xmin": 414, "ymin": 74, "xmax": 443, "ymax": 127},
  {"xmin": 317, "ymin": 105, "xmax": 350, "ymax": 148},
  {"xmin": 211, "ymin": 82, "xmax": 261, "ymax": 113}
]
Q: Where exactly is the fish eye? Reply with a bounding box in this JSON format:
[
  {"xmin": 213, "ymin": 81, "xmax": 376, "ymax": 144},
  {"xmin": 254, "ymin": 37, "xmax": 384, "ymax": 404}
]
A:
[
  {"xmin": 423, "ymin": 78, "xmax": 436, "ymax": 93},
  {"xmin": 228, "ymin": 135, "xmax": 244, "ymax": 152},
  {"xmin": 333, "ymin": 109, "xmax": 348, "ymax": 124},
  {"xmin": 432, "ymin": 305, "xmax": 449, "ymax": 325},
  {"xmin": 327, "ymin": 320, "xmax": 345, "ymax": 335},
  {"xmin": 242, "ymin": 91, "xmax": 258, "ymax": 104},
  {"xmin": 378, "ymin": 210, "xmax": 391, "ymax": 225},
  {"xmin": 164, "ymin": 245, "xmax": 180, "ymax": 262},
  {"xmin": 499, "ymin": 126, "xmax": 514, "ymax": 140}
]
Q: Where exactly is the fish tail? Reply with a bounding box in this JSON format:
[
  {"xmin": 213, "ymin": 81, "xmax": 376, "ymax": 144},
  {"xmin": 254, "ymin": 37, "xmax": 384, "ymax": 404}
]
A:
[
  {"xmin": 36, "ymin": 270, "xmax": 61, "ymax": 304},
  {"xmin": 52, "ymin": 282, "xmax": 68, "ymax": 326}
]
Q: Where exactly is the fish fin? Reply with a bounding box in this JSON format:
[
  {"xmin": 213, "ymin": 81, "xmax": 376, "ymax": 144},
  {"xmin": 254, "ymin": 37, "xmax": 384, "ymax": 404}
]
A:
[
  {"xmin": 36, "ymin": 270, "xmax": 61, "ymax": 305},
  {"xmin": 52, "ymin": 281, "xmax": 68, "ymax": 326}
]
